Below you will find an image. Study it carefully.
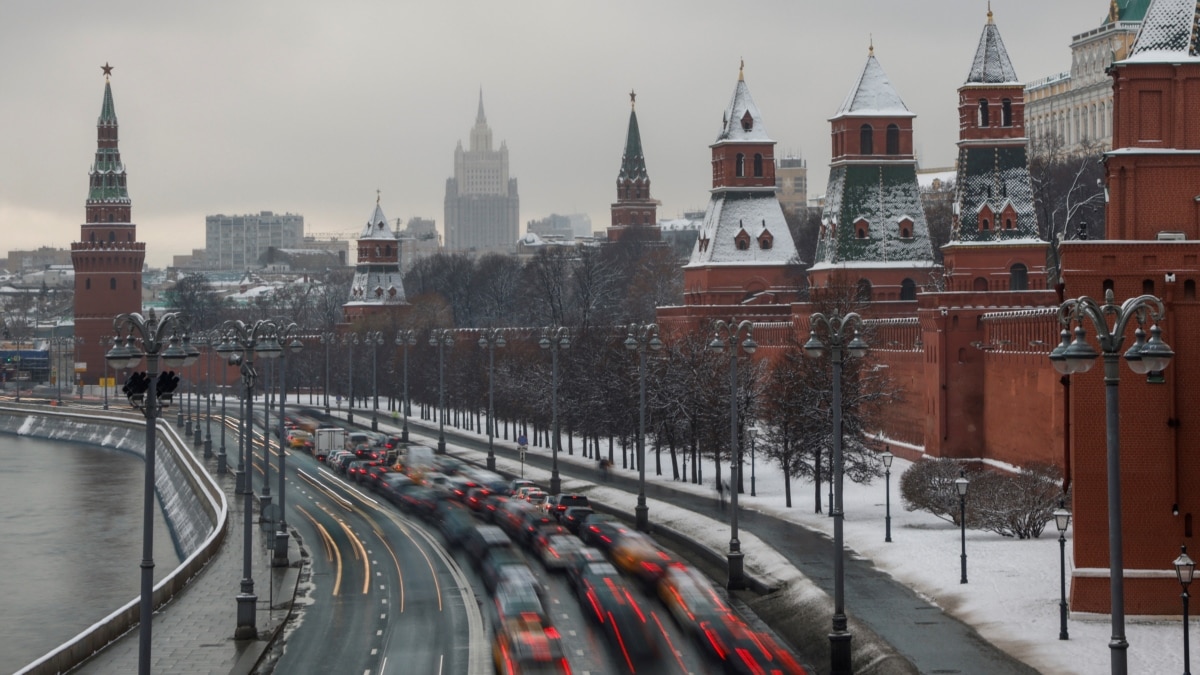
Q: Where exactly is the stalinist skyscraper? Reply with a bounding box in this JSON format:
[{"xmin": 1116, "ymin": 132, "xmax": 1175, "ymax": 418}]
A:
[{"xmin": 444, "ymin": 91, "xmax": 519, "ymax": 254}]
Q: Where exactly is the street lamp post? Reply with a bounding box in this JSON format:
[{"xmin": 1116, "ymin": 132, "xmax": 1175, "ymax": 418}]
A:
[
  {"xmin": 1049, "ymin": 290, "xmax": 1174, "ymax": 675},
  {"xmin": 273, "ymin": 323, "xmax": 302, "ymax": 566},
  {"xmin": 540, "ymin": 326, "xmax": 570, "ymax": 495},
  {"xmin": 396, "ymin": 330, "xmax": 416, "ymax": 442},
  {"xmin": 1175, "ymin": 545, "xmax": 1195, "ymax": 675},
  {"xmin": 203, "ymin": 332, "xmax": 214, "ymax": 459},
  {"xmin": 804, "ymin": 311, "xmax": 869, "ymax": 675},
  {"xmin": 342, "ymin": 332, "xmax": 358, "ymax": 423},
  {"xmin": 320, "ymin": 331, "xmax": 335, "ymax": 415},
  {"xmin": 709, "ymin": 319, "xmax": 757, "ymax": 591},
  {"xmin": 217, "ymin": 356, "xmax": 228, "ymax": 475},
  {"xmin": 103, "ymin": 336, "xmax": 111, "ymax": 410},
  {"xmin": 106, "ymin": 309, "xmax": 191, "ymax": 675},
  {"xmin": 186, "ymin": 337, "xmax": 202, "ymax": 448},
  {"xmin": 625, "ymin": 323, "xmax": 661, "ymax": 531},
  {"xmin": 215, "ymin": 319, "xmax": 282, "ymax": 640},
  {"xmin": 956, "ymin": 470, "xmax": 969, "ymax": 584},
  {"xmin": 430, "ymin": 329, "xmax": 455, "ymax": 454},
  {"xmin": 749, "ymin": 427, "xmax": 757, "ymax": 497},
  {"xmin": 364, "ymin": 331, "xmax": 383, "ymax": 431},
  {"xmin": 1054, "ymin": 499, "xmax": 1071, "ymax": 640},
  {"xmin": 881, "ymin": 447, "xmax": 894, "ymax": 543},
  {"xmin": 478, "ymin": 328, "xmax": 507, "ymax": 471}
]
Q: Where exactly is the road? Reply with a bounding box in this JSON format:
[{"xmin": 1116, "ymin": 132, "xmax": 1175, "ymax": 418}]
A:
[{"xmin": 260, "ymin": 409, "xmax": 736, "ymax": 675}]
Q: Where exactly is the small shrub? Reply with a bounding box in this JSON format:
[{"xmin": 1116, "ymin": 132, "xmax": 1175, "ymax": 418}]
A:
[{"xmin": 900, "ymin": 458, "xmax": 1066, "ymax": 539}]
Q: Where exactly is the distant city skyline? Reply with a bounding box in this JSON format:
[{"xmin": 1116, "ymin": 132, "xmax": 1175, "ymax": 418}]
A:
[{"xmin": 2, "ymin": 0, "xmax": 1108, "ymax": 267}]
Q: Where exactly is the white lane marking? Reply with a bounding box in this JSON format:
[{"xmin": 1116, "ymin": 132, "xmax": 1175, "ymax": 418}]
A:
[
  {"xmin": 381, "ymin": 613, "xmax": 387, "ymax": 619},
  {"xmin": 382, "ymin": 599, "xmax": 388, "ymax": 604},
  {"xmin": 371, "ymin": 648, "xmax": 378, "ymax": 655},
  {"xmin": 381, "ymin": 657, "xmax": 389, "ymax": 675},
  {"xmin": 376, "ymin": 629, "xmax": 382, "ymax": 636},
  {"xmin": 437, "ymin": 654, "xmax": 443, "ymax": 674}
]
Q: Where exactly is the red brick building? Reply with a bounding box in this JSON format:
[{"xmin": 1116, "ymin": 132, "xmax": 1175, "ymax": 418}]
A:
[
  {"xmin": 607, "ymin": 92, "xmax": 661, "ymax": 244},
  {"xmin": 342, "ymin": 196, "xmax": 410, "ymax": 325},
  {"xmin": 71, "ymin": 66, "xmax": 145, "ymax": 385}
]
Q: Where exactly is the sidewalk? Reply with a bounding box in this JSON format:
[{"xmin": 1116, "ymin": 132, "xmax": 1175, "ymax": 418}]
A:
[{"xmin": 74, "ymin": 427, "xmax": 302, "ymax": 675}]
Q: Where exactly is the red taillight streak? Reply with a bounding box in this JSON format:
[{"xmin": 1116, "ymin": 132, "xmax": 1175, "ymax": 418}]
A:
[
  {"xmin": 735, "ymin": 647, "xmax": 766, "ymax": 675},
  {"xmin": 704, "ymin": 626, "xmax": 728, "ymax": 659},
  {"xmin": 652, "ymin": 611, "xmax": 688, "ymax": 673},
  {"xmin": 623, "ymin": 588, "xmax": 647, "ymax": 622},
  {"xmin": 585, "ymin": 587, "xmax": 605, "ymax": 624},
  {"xmin": 608, "ymin": 610, "xmax": 636, "ymax": 673}
]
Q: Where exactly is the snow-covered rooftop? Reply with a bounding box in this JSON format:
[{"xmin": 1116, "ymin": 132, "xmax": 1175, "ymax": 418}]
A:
[
  {"xmin": 1123, "ymin": 0, "xmax": 1200, "ymax": 62},
  {"xmin": 966, "ymin": 15, "xmax": 1020, "ymax": 83},
  {"xmin": 833, "ymin": 53, "xmax": 915, "ymax": 119},
  {"xmin": 685, "ymin": 191, "xmax": 799, "ymax": 268},
  {"xmin": 358, "ymin": 201, "xmax": 396, "ymax": 240},
  {"xmin": 715, "ymin": 69, "xmax": 772, "ymax": 143}
]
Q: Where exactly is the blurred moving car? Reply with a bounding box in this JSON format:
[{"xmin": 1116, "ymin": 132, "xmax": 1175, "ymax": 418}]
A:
[
  {"xmin": 577, "ymin": 574, "xmax": 663, "ymax": 670},
  {"xmin": 480, "ymin": 547, "xmax": 530, "ymax": 594},
  {"xmin": 492, "ymin": 615, "xmax": 571, "ymax": 675},
  {"xmin": 464, "ymin": 524, "xmax": 515, "ymax": 565},
  {"xmin": 535, "ymin": 534, "xmax": 587, "ymax": 572},
  {"xmin": 560, "ymin": 507, "xmax": 595, "ymax": 534},
  {"xmin": 436, "ymin": 502, "xmax": 476, "ymax": 549},
  {"xmin": 494, "ymin": 577, "xmax": 551, "ymax": 626},
  {"xmin": 548, "ymin": 494, "xmax": 589, "ymax": 521},
  {"xmin": 285, "ymin": 429, "xmax": 314, "ymax": 451},
  {"xmin": 609, "ymin": 532, "xmax": 675, "ymax": 589},
  {"xmin": 580, "ymin": 519, "xmax": 634, "ymax": 554},
  {"xmin": 657, "ymin": 563, "xmax": 733, "ymax": 632},
  {"xmin": 508, "ymin": 479, "xmax": 536, "ymax": 495},
  {"xmin": 696, "ymin": 611, "xmax": 808, "ymax": 675}
]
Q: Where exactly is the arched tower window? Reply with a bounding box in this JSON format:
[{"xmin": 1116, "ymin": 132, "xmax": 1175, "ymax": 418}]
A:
[
  {"xmin": 1010, "ymin": 263, "xmax": 1028, "ymax": 290},
  {"xmin": 1103, "ymin": 278, "xmax": 1114, "ymax": 294},
  {"xmin": 109, "ymin": 277, "xmax": 116, "ymax": 290},
  {"xmin": 854, "ymin": 217, "xmax": 870, "ymax": 239},
  {"xmin": 735, "ymin": 153, "xmax": 745, "ymax": 178},
  {"xmin": 741, "ymin": 110, "xmax": 753, "ymax": 131},
  {"xmin": 973, "ymin": 277, "xmax": 989, "ymax": 291},
  {"xmin": 978, "ymin": 99, "xmax": 990, "ymax": 127},
  {"xmin": 886, "ymin": 124, "xmax": 900, "ymax": 155},
  {"xmin": 856, "ymin": 279, "xmax": 872, "ymax": 302},
  {"xmin": 900, "ymin": 278, "xmax": 916, "ymax": 301},
  {"xmin": 753, "ymin": 153, "xmax": 763, "ymax": 177},
  {"xmin": 1143, "ymin": 279, "xmax": 1155, "ymax": 295},
  {"xmin": 1185, "ymin": 279, "xmax": 1196, "ymax": 299},
  {"xmin": 1002, "ymin": 99, "xmax": 1013, "ymax": 127},
  {"xmin": 859, "ymin": 125, "xmax": 874, "ymax": 155},
  {"xmin": 85, "ymin": 278, "xmax": 91, "ymax": 290}
]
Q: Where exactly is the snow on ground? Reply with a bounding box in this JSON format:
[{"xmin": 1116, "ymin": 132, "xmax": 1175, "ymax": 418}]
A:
[{"xmin": 399, "ymin": 411, "xmax": 1191, "ymax": 675}]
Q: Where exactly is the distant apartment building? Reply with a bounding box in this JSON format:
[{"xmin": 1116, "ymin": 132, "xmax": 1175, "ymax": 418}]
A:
[
  {"xmin": 205, "ymin": 211, "xmax": 304, "ymax": 270},
  {"xmin": 397, "ymin": 217, "xmax": 441, "ymax": 273},
  {"xmin": 444, "ymin": 92, "xmax": 520, "ymax": 255},
  {"xmin": 298, "ymin": 236, "xmax": 351, "ymax": 266},
  {"xmin": 7, "ymin": 247, "xmax": 72, "ymax": 272},
  {"xmin": 775, "ymin": 156, "xmax": 808, "ymax": 216},
  {"xmin": 1025, "ymin": 0, "xmax": 1149, "ymax": 152}
]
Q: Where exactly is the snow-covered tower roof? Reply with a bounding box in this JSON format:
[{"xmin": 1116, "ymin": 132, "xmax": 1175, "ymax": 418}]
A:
[
  {"xmin": 358, "ymin": 196, "xmax": 395, "ymax": 240},
  {"xmin": 833, "ymin": 50, "xmax": 915, "ymax": 119},
  {"xmin": 966, "ymin": 9, "xmax": 1019, "ymax": 83},
  {"xmin": 715, "ymin": 62, "xmax": 772, "ymax": 143},
  {"xmin": 1124, "ymin": 0, "xmax": 1200, "ymax": 61}
]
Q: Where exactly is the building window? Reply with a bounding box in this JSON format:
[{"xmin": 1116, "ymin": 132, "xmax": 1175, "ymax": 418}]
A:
[
  {"xmin": 1002, "ymin": 99, "xmax": 1013, "ymax": 127},
  {"xmin": 900, "ymin": 278, "xmax": 916, "ymax": 300},
  {"xmin": 973, "ymin": 277, "xmax": 988, "ymax": 291},
  {"xmin": 109, "ymin": 277, "xmax": 116, "ymax": 290},
  {"xmin": 741, "ymin": 110, "xmax": 753, "ymax": 131},
  {"xmin": 1185, "ymin": 279, "xmax": 1196, "ymax": 299},
  {"xmin": 85, "ymin": 278, "xmax": 91, "ymax": 290},
  {"xmin": 854, "ymin": 218, "xmax": 869, "ymax": 239},
  {"xmin": 735, "ymin": 153, "xmax": 745, "ymax": 177},
  {"xmin": 856, "ymin": 279, "xmax": 872, "ymax": 302},
  {"xmin": 860, "ymin": 125, "xmax": 874, "ymax": 155},
  {"xmin": 1010, "ymin": 263, "xmax": 1028, "ymax": 290},
  {"xmin": 1143, "ymin": 279, "xmax": 1155, "ymax": 295},
  {"xmin": 978, "ymin": 99, "xmax": 990, "ymax": 127},
  {"xmin": 736, "ymin": 238, "xmax": 750, "ymax": 250},
  {"xmin": 886, "ymin": 124, "xmax": 900, "ymax": 155},
  {"xmin": 898, "ymin": 217, "xmax": 913, "ymax": 239},
  {"xmin": 1004, "ymin": 218, "xmax": 1014, "ymax": 230},
  {"xmin": 753, "ymin": 153, "xmax": 763, "ymax": 177}
]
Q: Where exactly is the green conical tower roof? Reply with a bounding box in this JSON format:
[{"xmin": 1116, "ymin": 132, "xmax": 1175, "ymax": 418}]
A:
[
  {"xmin": 618, "ymin": 100, "xmax": 648, "ymax": 182},
  {"xmin": 99, "ymin": 80, "xmax": 116, "ymax": 123}
]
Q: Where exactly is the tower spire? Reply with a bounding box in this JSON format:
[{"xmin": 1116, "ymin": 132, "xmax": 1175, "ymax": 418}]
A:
[
  {"xmin": 988, "ymin": 1, "xmax": 993, "ymax": 23},
  {"xmin": 476, "ymin": 87, "xmax": 486, "ymax": 124},
  {"xmin": 738, "ymin": 58, "xmax": 744, "ymax": 81}
]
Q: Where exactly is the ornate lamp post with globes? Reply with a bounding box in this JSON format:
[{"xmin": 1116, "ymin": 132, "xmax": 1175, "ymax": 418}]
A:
[
  {"xmin": 540, "ymin": 326, "xmax": 570, "ymax": 495},
  {"xmin": 1054, "ymin": 500, "xmax": 1071, "ymax": 640},
  {"xmin": 1175, "ymin": 545, "xmax": 1195, "ymax": 675},
  {"xmin": 106, "ymin": 309, "xmax": 192, "ymax": 675},
  {"xmin": 215, "ymin": 318, "xmax": 281, "ymax": 640},
  {"xmin": 709, "ymin": 319, "xmax": 756, "ymax": 590},
  {"xmin": 478, "ymin": 328, "xmax": 507, "ymax": 471},
  {"xmin": 273, "ymin": 323, "xmax": 302, "ymax": 565},
  {"xmin": 625, "ymin": 323, "xmax": 661, "ymax": 531},
  {"xmin": 804, "ymin": 311, "xmax": 869, "ymax": 675},
  {"xmin": 1048, "ymin": 289, "xmax": 1174, "ymax": 675},
  {"xmin": 881, "ymin": 445, "xmax": 894, "ymax": 543}
]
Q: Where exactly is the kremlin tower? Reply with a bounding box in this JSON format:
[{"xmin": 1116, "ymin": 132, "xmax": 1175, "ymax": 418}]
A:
[
  {"xmin": 343, "ymin": 194, "xmax": 408, "ymax": 323},
  {"xmin": 71, "ymin": 64, "xmax": 146, "ymax": 385},
  {"xmin": 607, "ymin": 91, "xmax": 661, "ymax": 243}
]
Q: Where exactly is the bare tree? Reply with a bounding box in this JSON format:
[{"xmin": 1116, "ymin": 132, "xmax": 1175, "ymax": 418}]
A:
[{"xmin": 1029, "ymin": 134, "xmax": 1106, "ymax": 286}]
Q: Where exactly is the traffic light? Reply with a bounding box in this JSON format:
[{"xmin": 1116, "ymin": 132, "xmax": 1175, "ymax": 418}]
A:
[
  {"xmin": 123, "ymin": 371, "xmax": 150, "ymax": 407},
  {"xmin": 156, "ymin": 371, "xmax": 180, "ymax": 405}
]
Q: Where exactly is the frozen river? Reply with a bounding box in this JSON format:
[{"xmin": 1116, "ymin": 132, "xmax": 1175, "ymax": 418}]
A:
[{"xmin": 0, "ymin": 434, "xmax": 180, "ymax": 673}]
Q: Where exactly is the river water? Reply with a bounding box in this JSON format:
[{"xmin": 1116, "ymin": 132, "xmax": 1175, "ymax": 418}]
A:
[{"xmin": 0, "ymin": 434, "xmax": 180, "ymax": 673}]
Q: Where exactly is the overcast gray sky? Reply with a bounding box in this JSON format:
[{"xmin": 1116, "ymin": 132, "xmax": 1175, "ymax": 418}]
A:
[{"xmin": 2, "ymin": 0, "xmax": 1106, "ymax": 268}]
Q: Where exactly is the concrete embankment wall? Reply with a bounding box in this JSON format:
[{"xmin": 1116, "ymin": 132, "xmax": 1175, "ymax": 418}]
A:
[{"xmin": 4, "ymin": 404, "xmax": 228, "ymax": 675}]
